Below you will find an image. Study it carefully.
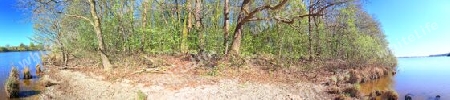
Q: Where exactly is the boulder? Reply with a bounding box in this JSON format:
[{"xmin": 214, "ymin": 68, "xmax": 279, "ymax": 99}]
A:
[{"xmin": 405, "ymin": 94, "xmax": 412, "ymax": 100}]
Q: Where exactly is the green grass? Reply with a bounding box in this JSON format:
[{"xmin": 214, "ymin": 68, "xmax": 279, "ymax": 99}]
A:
[{"xmin": 136, "ymin": 90, "xmax": 147, "ymax": 100}]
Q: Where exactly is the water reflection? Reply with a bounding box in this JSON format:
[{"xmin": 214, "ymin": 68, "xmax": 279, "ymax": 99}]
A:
[
  {"xmin": 360, "ymin": 75, "xmax": 394, "ymax": 95},
  {"xmin": 360, "ymin": 57, "xmax": 450, "ymax": 100}
]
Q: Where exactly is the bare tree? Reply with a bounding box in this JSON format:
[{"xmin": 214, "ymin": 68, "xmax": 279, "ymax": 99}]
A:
[
  {"xmin": 88, "ymin": 0, "xmax": 113, "ymax": 71},
  {"xmin": 223, "ymin": 0, "xmax": 230, "ymax": 54}
]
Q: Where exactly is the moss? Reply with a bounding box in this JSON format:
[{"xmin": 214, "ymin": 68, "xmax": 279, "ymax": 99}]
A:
[{"xmin": 4, "ymin": 67, "xmax": 20, "ymax": 98}]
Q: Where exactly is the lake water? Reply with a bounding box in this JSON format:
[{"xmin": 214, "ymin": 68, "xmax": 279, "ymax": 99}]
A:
[
  {"xmin": 1, "ymin": 52, "xmax": 449, "ymax": 99},
  {"xmin": 361, "ymin": 57, "xmax": 450, "ymax": 99},
  {"xmin": 0, "ymin": 51, "xmax": 46, "ymax": 99}
]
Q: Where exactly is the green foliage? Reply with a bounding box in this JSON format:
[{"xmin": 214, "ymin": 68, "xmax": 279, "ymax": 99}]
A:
[
  {"xmin": 0, "ymin": 43, "xmax": 43, "ymax": 52},
  {"xmin": 27, "ymin": 0, "xmax": 396, "ymax": 69}
]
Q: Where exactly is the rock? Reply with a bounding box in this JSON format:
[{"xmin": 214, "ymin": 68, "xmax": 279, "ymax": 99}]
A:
[
  {"xmin": 436, "ymin": 95, "xmax": 441, "ymax": 100},
  {"xmin": 405, "ymin": 94, "xmax": 412, "ymax": 100},
  {"xmin": 375, "ymin": 90, "xmax": 382, "ymax": 96},
  {"xmin": 23, "ymin": 66, "xmax": 32, "ymax": 79},
  {"xmin": 381, "ymin": 90, "xmax": 398, "ymax": 100},
  {"xmin": 4, "ymin": 67, "xmax": 20, "ymax": 98}
]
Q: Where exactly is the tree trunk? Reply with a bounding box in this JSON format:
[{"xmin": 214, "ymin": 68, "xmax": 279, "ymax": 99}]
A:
[
  {"xmin": 141, "ymin": 0, "xmax": 148, "ymax": 52},
  {"xmin": 229, "ymin": 22, "xmax": 243, "ymax": 55},
  {"xmin": 55, "ymin": 21, "xmax": 67, "ymax": 67},
  {"xmin": 228, "ymin": 1, "xmax": 248, "ymax": 55},
  {"xmin": 308, "ymin": 0, "xmax": 314, "ymax": 61},
  {"xmin": 223, "ymin": 0, "xmax": 230, "ymax": 54},
  {"xmin": 127, "ymin": 0, "xmax": 136, "ymax": 53},
  {"xmin": 89, "ymin": 0, "xmax": 112, "ymax": 71},
  {"xmin": 195, "ymin": 0, "xmax": 202, "ymax": 29},
  {"xmin": 195, "ymin": 0, "xmax": 204, "ymax": 52},
  {"xmin": 181, "ymin": 0, "xmax": 192, "ymax": 54}
]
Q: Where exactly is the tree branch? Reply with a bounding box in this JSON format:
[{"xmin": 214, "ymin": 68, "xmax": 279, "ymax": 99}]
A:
[
  {"xmin": 243, "ymin": 0, "xmax": 288, "ymax": 22},
  {"xmin": 65, "ymin": 14, "xmax": 94, "ymax": 26}
]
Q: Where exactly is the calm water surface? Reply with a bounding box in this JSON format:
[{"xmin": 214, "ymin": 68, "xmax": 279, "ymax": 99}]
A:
[
  {"xmin": 0, "ymin": 51, "xmax": 46, "ymax": 99},
  {"xmin": 361, "ymin": 57, "xmax": 450, "ymax": 99}
]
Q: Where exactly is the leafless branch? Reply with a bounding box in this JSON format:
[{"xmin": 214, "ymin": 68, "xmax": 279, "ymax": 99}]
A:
[{"xmin": 65, "ymin": 14, "xmax": 94, "ymax": 26}]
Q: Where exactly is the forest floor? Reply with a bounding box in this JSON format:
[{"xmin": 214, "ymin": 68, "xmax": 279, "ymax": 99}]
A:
[{"xmin": 36, "ymin": 55, "xmax": 396, "ymax": 100}]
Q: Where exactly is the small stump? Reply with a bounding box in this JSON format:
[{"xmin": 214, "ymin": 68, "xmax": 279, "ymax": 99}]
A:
[
  {"xmin": 36, "ymin": 64, "xmax": 42, "ymax": 74},
  {"xmin": 4, "ymin": 67, "xmax": 20, "ymax": 98},
  {"xmin": 23, "ymin": 66, "xmax": 32, "ymax": 79}
]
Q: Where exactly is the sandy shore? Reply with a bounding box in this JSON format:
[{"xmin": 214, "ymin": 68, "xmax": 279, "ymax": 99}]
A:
[{"xmin": 38, "ymin": 67, "xmax": 332, "ymax": 100}]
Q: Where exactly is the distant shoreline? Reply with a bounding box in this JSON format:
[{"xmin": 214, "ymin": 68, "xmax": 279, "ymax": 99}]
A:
[
  {"xmin": 0, "ymin": 50, "xmax": 46, "ymax": 53},
  {"xmin": 398, "ymin": 54, "xmax": 450, "ymax": 58}
]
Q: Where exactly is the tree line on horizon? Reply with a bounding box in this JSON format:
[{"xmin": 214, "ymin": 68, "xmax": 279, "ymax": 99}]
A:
[
  {"xmin": 0, "ymin": 43, "xmax": 44, "ymax": 52},
  {"xmin": 19, "ymin": 0, "xmax": 397, "ymax": 71}
]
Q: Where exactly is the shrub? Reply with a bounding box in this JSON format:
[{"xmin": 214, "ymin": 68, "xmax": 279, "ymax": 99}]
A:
[{"xmin": 4, "ymin": 67, "xmax": 20, "ymax": 98}]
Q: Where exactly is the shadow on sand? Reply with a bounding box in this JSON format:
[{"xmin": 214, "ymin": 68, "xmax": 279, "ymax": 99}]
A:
[{"xmin": 17, "ymin": 91, "xmax": 41, "ymax": 98}]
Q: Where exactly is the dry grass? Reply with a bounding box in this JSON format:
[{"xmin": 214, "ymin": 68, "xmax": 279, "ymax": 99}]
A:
[
  {"xmin": 36, "ymin": 64, "xmax": 42, "ymax": 74},
  {"xmin": 380, "ymin": 90, "xmax": 398, "ymax": 100},
  {"xmin": 4, "ymin": 67, "xmax": 20, "ymax": 98},
  {"xmin": 23, "ymin": 66, "xmax": 32, "ymax": 79}
]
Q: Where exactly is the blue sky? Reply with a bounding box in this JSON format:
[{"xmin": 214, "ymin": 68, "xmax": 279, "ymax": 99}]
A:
[
  {"xmin": 1, "ymin": 1, "xmax": 449, "ymax": 57},
  {"xmin": 364, "ymin": 0, "xmax": 450, "ymax": 57},
  {"xmin": 0, "ymin": 0, "xmax": 33, "ymax": 47}
]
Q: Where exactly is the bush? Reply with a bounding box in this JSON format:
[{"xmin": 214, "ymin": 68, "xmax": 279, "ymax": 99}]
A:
[{"xmin": 4, "ymin": 67, "xmax": 20, "ymax": 98}]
